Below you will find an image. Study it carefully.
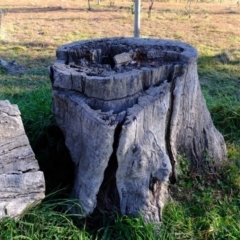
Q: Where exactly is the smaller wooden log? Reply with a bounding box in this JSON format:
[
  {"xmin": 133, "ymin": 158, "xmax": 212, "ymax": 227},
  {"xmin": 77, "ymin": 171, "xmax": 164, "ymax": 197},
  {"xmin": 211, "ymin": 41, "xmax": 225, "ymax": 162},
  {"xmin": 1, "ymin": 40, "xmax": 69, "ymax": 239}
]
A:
[
  {"xmin": 0, "ymin": 100, "xmax": 45, "ymax": 219},
  {"xmin": 0, "ymin": 58, "xmax": 24, "ymax": 74}
]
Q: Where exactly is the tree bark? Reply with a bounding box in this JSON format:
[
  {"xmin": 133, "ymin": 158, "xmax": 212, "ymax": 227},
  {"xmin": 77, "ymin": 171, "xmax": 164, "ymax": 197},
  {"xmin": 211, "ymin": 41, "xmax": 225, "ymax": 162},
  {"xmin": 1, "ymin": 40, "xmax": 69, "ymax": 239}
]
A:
[
  {"xmin": 50, "ymin": 38, "xmax": 227, "ymax": 222},
  {"xmin": 148, "ymin": 0, "xmax": 154, "ymax": 18},
  {"xmin": 0, "ymin": 100, "xmax": 45, "ymax": 219},
  {"xmin": 88, "ymin": 0, "xmax": 91, "ymax": 10}
]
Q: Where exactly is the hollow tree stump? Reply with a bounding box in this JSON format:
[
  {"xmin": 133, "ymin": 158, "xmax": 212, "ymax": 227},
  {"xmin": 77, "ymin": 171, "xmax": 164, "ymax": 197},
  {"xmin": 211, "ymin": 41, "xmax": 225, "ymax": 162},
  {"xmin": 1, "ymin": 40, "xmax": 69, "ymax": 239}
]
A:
[{"xmin": 50, "ymin": 38, "xmax": 227, "ymax": 222}]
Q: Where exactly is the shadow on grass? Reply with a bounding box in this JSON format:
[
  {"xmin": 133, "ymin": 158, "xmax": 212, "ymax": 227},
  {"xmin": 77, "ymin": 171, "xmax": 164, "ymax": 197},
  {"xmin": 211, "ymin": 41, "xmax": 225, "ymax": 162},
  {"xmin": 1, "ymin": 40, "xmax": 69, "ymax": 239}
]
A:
[
  {"xmin": 1, "ymin": 6, "xmax": 123, "ymax": 14},
  {"xmin": 34, "ymin": 124, "xmax": 75, "ymax": 196},
  {"xmin": 0, "ymin": 39, "xmax": 57, "ymax": 48},
  {"xmin": 198, "ymin": 48, "xmax": 240, "ymax": 67},
  {"xmin": 197, "ymin": 50, "xmax": 240, "ymax": 142},
  {"xmin": 2, "ymin": 6, "xmax": 78, "ymax": 13},
  {"xmin": 2, "ymin": 4, "xmax": 239, "ymax": 16}
]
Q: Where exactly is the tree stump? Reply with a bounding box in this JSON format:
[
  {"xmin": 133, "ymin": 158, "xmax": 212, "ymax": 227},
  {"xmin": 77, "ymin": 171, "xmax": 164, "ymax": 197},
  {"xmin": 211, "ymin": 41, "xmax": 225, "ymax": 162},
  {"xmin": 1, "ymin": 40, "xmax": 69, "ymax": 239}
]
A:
[
  {"xmin": 50, "ymin": 38, "xmax": 227, "ymax": 222},
  {"xmin": 0, "ymin": 100, "xmax": 45, "ymax": 219}
]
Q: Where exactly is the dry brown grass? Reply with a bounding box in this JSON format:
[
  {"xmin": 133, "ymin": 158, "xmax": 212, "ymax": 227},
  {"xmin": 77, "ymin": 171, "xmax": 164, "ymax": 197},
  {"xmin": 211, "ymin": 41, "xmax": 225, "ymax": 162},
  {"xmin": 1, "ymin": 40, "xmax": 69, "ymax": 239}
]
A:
[{"xmin": 1, "ymin": 0, "xmax": 239, "ymax": 64}]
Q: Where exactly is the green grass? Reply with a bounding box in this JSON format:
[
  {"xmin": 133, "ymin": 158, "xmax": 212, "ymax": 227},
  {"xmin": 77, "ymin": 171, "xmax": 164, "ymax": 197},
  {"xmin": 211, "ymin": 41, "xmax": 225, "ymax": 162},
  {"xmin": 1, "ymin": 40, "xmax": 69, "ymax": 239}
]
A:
[
  {"xmin": 0, "ymin": 73, "xmax": 53, "ymax": 145},
  {"xmin": 163, "ymin": 153, "xmax": 240, "ymax": 240},
  {"xmin": 0, "ymin": 153, "xmax": 239, "ymax": 239},
  {"xmin": 1, "ymin": 51, "xmax": 240, "ymax": 240},
  {"xmin": 0, "ymin": 63, "xmax": 239, "ymax": 239},
  {"xmin": 0, "ymin": 0, "xmax": 240, "ymax": 239},
  {"xmin": 0, "ymin": 197, "xmax": 92, "ymax": 240},
  {"xmin": 198, "ymin": 49, "xmax": 240, "ymax": 142}
]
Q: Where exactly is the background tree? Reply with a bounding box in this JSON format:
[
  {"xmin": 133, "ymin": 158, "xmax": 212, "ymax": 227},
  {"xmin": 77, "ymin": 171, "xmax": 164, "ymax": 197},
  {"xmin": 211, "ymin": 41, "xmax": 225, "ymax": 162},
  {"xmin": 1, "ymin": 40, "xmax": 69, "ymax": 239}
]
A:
[
  {"xmin": 0, "ymin": 10, "xmax": 5, "ymax": 33},
  {"xmin": 148, "ymin": 0, "xmax": 154, "ymax": 18},
  {"xmin": 88, "ymin": 0, "xmax": 91, "ymax": 10}
]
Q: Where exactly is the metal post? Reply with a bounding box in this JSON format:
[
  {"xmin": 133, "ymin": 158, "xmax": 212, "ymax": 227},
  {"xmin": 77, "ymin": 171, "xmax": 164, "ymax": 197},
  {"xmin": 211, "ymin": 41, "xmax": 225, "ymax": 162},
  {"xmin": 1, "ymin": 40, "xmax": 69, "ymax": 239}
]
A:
[
  {"xmin": 0, "ymin": 10, "xmax": 3, "ymax": 33},
  {"xmin": 134, "ymin": 0, "xmax": 141, "ymax": 38}
]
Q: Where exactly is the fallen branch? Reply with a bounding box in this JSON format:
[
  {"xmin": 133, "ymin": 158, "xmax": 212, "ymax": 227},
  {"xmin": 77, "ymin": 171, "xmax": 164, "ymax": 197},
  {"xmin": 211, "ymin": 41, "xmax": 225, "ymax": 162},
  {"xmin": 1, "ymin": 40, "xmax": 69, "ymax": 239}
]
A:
[{"xmin": 0, "ymin": 58, "xmax": 25, "ymax": 74}]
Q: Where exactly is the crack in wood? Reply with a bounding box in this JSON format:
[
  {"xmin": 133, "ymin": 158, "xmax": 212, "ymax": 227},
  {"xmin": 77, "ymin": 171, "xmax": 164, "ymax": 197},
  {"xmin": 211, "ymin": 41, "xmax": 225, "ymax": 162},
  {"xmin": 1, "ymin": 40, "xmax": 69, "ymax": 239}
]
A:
[{"xmin": 51, "ymin": 38, "xmax": 227, "ymax": 223}]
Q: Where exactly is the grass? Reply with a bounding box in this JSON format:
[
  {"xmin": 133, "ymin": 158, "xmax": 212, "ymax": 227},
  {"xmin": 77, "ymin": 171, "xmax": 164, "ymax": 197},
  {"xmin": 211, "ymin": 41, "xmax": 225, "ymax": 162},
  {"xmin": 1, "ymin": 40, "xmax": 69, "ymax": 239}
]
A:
[
  {"xmin": 0, "ymin": 155, "xmax": 239, "ymax": 239},
  {"xmin": 0, "ymin": 0, "xmax": 240, "ymax": 239},
  {"xmin": 0, "ymin": 197, "xmax": 92, "ymax": 240}
]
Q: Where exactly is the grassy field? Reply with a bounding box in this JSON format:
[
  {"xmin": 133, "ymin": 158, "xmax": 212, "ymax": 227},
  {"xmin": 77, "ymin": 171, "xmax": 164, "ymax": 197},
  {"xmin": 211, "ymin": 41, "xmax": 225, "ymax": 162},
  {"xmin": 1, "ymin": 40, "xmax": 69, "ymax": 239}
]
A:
[{"xmin": 0, "ymin": 0, "xmax": 240, "ymax": 239}]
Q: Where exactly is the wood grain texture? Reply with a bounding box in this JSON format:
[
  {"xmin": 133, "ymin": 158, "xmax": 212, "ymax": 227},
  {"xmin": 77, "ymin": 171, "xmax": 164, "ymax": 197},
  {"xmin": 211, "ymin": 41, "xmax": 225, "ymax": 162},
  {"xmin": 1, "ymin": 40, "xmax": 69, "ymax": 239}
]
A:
[
  {"xmin": 51, "ymin": 38, "xmax": 227, "ymax": 222},
  {"xmin": 0, "ymin": 100, "xmax": 45, "ymax": 219}
]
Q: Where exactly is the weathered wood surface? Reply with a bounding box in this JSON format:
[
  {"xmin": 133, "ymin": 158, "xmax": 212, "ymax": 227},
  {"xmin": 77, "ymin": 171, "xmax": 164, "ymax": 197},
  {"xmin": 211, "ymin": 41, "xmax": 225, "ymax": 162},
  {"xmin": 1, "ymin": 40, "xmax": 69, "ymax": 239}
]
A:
[
  {"xmin": 50, "ymin": 38, "xmax": 227, "ymax": 222},
  {"xmin": 0, "ymin": 100, "xmax": 45, "ymax": 219},
  {"xmin": 0, "ymin": 58, "xmax": 24, "ymax": 74}
]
